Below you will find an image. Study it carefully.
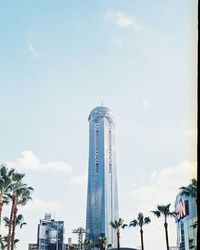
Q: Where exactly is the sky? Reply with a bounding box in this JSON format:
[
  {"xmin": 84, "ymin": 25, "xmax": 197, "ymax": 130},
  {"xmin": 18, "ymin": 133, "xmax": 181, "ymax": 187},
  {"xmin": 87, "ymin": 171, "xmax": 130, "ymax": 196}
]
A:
[{"xmin": 0, "ymin": 1, "xmax": 198, "ymax": 249}]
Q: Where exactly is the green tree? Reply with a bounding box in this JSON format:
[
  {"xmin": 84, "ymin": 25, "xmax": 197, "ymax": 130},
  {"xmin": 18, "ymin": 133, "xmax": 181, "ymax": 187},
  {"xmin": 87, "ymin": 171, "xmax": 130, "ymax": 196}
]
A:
[
  {"xmin": 179, "ymin": 178, "xmax": 197, "ymax": 203},
  {"xmin": 83, "ymin": 239, "xmax": 93, "ymax": 250},
  {"xmin": 6, "ymin": 172, "xmax": 33, "ymax": 250},
  {"xmin": 11, "ymin": 187, "xmax": 33, "ymax": 250},
  {"xmin": 1, "ymin": 235, "xmax": 19, "ymax": 249},
  {"xmin": 129, "ymin": 213, "xmax": 151, "ymax": 250},
  {"xmin": 4, "ymin": 214, "xmax": 27, "ymax": 228},
  {"xmin": 0, "ymin": 164, "xmax": 15, "ymax": 234},
  {"xmin": 110, "ymin": 218, "xmax": 127, "ymax": 250},
  {"xmin": 151, "ymin": 204, "xmax": 176, "ymax": 250},
  {"xmin": 97, "ymin": 236, "xmax": 108, "ymax": 250},
  {"xmin": 3, "ymin": 213, "xmax": 26, "ymax": 249},
  {"xmin": 0, "ymin": 235, "xmax": 7, "ymax": 250}
]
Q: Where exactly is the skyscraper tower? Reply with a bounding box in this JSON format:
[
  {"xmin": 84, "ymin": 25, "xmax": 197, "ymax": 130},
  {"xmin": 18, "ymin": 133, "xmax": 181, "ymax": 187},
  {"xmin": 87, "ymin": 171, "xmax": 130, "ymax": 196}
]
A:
[{"xmin": 86, "ymin": 106, "xmax": 119, "ymax": 247}]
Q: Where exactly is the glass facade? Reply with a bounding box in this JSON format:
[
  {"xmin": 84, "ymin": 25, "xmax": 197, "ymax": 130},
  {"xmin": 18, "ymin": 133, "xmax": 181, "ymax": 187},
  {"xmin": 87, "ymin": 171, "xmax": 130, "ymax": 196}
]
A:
[
  {"xmin": 37, "ymin": 214, "xmax": 64, "ymax": 250},
  {"xmin": 86, "ymin": 106, "xmax": 119, "ymax": 247},
  {"xmin": 175, "ymin": 193, "xmax": 197, "ymax": 250}
]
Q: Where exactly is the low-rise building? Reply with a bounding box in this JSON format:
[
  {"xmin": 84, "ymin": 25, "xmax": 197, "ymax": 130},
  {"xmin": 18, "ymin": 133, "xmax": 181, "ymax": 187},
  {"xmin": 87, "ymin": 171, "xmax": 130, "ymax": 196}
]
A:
[
  {"xmin": 37, "ymin": 213, "xmax": 65, "ymax": 250},
  {"xmin": 28, "ymin": 243, "xmax": 38, "ymax": 250}
]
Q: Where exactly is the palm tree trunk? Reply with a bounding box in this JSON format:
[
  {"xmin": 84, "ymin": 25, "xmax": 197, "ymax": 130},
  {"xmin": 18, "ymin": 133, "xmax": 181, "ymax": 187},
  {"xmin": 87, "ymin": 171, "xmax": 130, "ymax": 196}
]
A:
[
  {"xmin": 117, "ymin": 230, "xmax": 120, "ymax": 250},
  {"xmin": 140, "ymin": 228, "xmax": 144, "ymax": 250},
  {"xmin": 0, "ymin": 201, "xmax": 3, "ymax": 234},
  {"xmin": 11, "ymin": 206, "xmax": 18, "ymax": 250},
  {"xmin": 164, "ymin": 222, "xmax": 169, "ymax": 250},
  {"xmin": 7, "ymin": 192, "xmax": 16, "ymax": 250}
]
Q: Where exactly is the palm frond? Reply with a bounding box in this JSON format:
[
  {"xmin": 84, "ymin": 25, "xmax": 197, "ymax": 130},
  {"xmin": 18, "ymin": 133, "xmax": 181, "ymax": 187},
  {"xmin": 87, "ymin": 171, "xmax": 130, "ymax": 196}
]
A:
[
  {"xmin": 129, "ymin": 219, "xmax": 138, "ymax": 227},
  {"xmin": 151, "ymin": 210, "xmax": 161, "ymax": 217},
  {"xmin": 122, "ymin": 224, "xmax": 128, "ymax": 229},
  {"xmin": 3, "ymin": 216, "xmax": 10, "ymax": 227},
  {"xmin": 144, "ymin": 217, "xmax": 151, "ymax": 224},
  {"xmin": 179, "ymin": 179, "xmax": 197, "ymax": 198}
]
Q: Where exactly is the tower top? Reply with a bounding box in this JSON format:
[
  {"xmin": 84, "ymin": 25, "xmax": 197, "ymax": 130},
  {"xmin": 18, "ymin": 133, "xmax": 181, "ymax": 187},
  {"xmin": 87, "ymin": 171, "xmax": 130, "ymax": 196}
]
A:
[{"xmin": 88, "ymin": 106, "xmax": 113, "ymax": 122}]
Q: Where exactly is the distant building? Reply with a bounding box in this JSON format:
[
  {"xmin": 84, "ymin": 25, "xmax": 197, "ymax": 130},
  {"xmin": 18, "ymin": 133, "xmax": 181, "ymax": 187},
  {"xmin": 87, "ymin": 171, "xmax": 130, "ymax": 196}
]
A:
[
  {"xmin": 86, "ymin": 106, "xmax": 119, "ymax": 247},
  {"xmin": 110, "ymin": 248, "xmax": 140, "ymax": 250},
  {"xmin": 28, "ymin": 244, "xmax": 75, "ymax": 250},
  {"xmin": 28, "ymin": 244, "xmax": 72, "ymax": 250},
  {"xmin": 29, "ymin": 235, "xmax": 77, "ymax": 250},
  {"xmin": 37, "ymin": 214, "xmax": 64, "ymax": 250},
  {"xmin": 175, "ymin": 192, "xmax": 197, "ymax": 250},
  {"xmin": 28, "ymin": 244, "xmax": 38, "ymax": 250},
  {"xmin": 169, "ymin": 247, "xmax": 180, "ymax": 250}
]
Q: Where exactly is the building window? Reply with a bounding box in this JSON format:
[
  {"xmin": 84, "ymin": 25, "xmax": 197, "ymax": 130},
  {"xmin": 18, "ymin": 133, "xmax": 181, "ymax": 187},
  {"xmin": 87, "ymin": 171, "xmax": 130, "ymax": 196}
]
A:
[
  {"xmin": 95, "ymin": 123, "xmax": 99, "ymax": 130},
  {"xmin": 180, "ymin": 242, "xmax": 185, "ymax": 250},
  {"xmin": 95, "ymin": 130, "xmax": 99, "ymax": 150},
  {"xmin": 108, "ymin": 122, "xmax": 111, "ymax": 131},
  {"xmin": 95, "ymin": 163, "xmax": 99, "ymax": 173},
  {"xmin": 109, "ymin": 130, "xmax": 112, "ymax": 151},
  {"xmin": 189, "ymin": 238, "xmax": 194, "ymax": 249},
  {"xmin": 109, "ymin": 164, "xmax": 112, "ymax": 173},
  {"xmin": 109, "ymin": 151, "xmax": 112, "ymax": 163},
  {"xmin": 95, "ymin": 151, "xmax": 99, "ymax": 163},
  {"xmin": 185, "ymin": 200, "xmax": 189, "ymax": 215}
]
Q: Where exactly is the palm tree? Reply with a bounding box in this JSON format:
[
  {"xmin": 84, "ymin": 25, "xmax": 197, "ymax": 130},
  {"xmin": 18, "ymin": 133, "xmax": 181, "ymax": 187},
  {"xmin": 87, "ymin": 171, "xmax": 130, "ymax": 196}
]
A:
[
  {"xmin": 179, "ymin": 178, "xmax": 197, "ymax": 203},
  {"xmin": 97, "ymin": 236, "xmax": 108, "ymax": 250},
  {"xmin": 6, "ymin": 172, "xmax": 25, "ymax": 250},
  {"xmin": 83, "ymin": 239, "xmax": 93, "ymax": 250},
  {"xmin": 0, "ymin": 235, "xmax": 7, "ymax": 250},
  {"xmin": 11, "ymin": 186, "xmax": 33, "ymax": 250},
  {"xmin": 1, "ymin": 235, "xmax": 19, "ymax": 249},
  {"xmin": 110, "ymin": 218, "xmax": 127, "ymax": 250},
  {"xmin": 129, "ymin": 212, "xmax": 151, "ymax": 250},
  {"xmin": 3, "ymin": 213, "xmax": 26, "ymax": 249},
  {"xmin": 6, "ymin": 172, "xmax": 33, "ymax": 250},
  {"xmin": 16, "ymin": 214, "xmax": 27, "ymax": 229},
  {"xmin": 4, "ymin": 214, "xmax": 27, "ymax": 229},
  {"xmin": 0, "ymin": 164, "xmax": 15, "ymax": 234},
  {"xmin": 151, "ymin": 204, "xmax": 176, "ymax": 250}
]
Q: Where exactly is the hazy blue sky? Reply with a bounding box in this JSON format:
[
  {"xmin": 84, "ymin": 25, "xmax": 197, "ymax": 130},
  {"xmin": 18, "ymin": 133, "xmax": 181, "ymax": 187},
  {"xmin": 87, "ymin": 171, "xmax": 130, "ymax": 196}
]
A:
[{"xmin": 0, "ymin": 1, "xmax": 197, "ymax": 249}]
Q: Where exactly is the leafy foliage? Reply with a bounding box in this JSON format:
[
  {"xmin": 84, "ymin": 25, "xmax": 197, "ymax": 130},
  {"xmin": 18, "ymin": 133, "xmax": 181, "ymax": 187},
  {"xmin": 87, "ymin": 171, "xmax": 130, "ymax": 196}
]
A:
[
  {"xmin": 179, "ymin": 178, "xmax": 197, "ymax": 200},
  {"xmin": 130, "ymin": 212, "xmax": 151, "ymax": 229},
  {"xmin": 0, "ymin": 164, "xmax": 33, "ymax": 250}
]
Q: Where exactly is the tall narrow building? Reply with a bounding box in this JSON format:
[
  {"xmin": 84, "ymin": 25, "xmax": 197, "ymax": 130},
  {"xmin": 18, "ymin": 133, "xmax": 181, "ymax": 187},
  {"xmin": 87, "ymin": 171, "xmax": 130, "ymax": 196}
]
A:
[{"xmin": 86, "ymin": 106, "xmax": 119, "ymax": 247}]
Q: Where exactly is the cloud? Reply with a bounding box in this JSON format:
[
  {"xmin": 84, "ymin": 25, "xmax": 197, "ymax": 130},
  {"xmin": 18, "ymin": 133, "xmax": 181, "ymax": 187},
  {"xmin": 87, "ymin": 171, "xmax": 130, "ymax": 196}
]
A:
[
  {"xmin": 129, "ymin": 161, "xmax": 197, "ymax": 212},
  {"xmin": 106, "ymin": 10, "xmax": 142, "ymax": 30},
  {"xmin": 23, "ymin": 198, "xmax": 63, "ymax": 211},
  {"xmin": 70, "ymin": 170, "xmax": 87, "ymax": 185},
  {"xmin": 6, "ymin": 150, "xmax": 72, "ymax": 172},
  {"xmin": 120, "ymin": 161, "xmax": 197, "ymax": 250}
]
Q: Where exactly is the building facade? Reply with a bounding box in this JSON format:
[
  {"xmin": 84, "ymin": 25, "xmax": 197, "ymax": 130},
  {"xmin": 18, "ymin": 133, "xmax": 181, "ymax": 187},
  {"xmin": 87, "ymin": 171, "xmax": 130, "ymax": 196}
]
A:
[
  {"xmin": 86, "ymin": 106, "xmax": 119, "ymax": 247},
  {"xmin": 28, "ymin": 244, "xmax": 38, "ymax": 250},
  {"xmin": 28, "ymin": 244, "xmax": 71, "ymax": 250},
  {"xmin": 37, "ymin": 214, "xmax": 64, "ymax": 250},
  {"xmin": 175, "ymin": 193, "xmax": 197, "ymax": 250}
]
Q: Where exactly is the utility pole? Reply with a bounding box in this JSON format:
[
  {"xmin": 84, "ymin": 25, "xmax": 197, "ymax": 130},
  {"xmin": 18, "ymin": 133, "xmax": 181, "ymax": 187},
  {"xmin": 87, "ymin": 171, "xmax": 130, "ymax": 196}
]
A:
[{"xmin": 72, "ymin": 227, "xmax": 88, "ymax": 250}]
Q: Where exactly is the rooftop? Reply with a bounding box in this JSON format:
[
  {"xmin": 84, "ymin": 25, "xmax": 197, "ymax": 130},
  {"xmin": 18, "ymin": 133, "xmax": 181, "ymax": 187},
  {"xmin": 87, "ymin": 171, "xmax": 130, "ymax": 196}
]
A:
[{"xmin": 88, "ymin": 106, "xmax": 114, "ymax": 122}]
